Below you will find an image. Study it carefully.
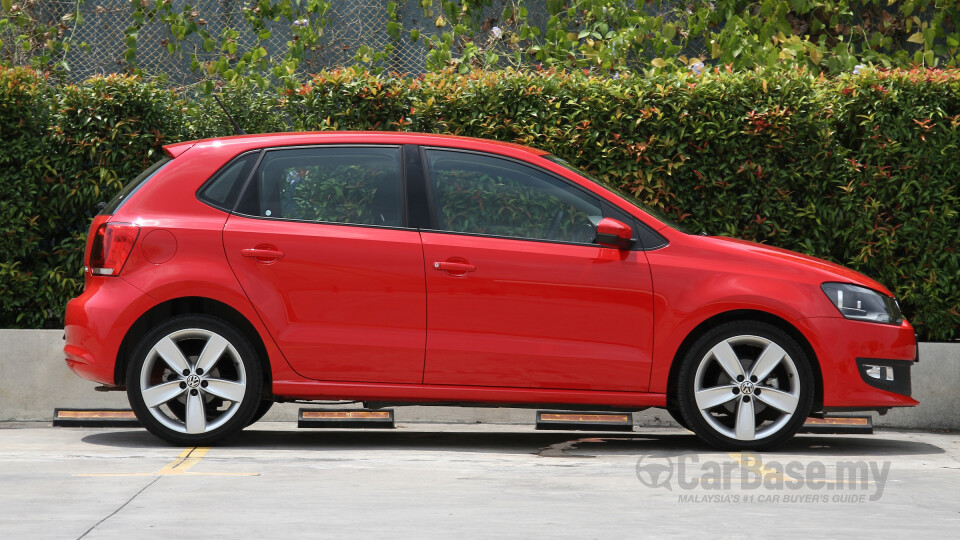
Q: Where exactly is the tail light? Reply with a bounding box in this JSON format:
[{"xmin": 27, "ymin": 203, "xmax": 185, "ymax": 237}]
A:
[{"xmin": 87, "ymin": 221, "xmax": 140, "ymax": 276}]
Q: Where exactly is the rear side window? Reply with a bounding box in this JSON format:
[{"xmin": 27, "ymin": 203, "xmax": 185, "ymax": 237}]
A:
[
  {"xmin": 100, "ymin": 157, "xmax": 171, "ymax": 215},
  {"xmin": 236, "ymin": 146, "xmax": 404, "ymax": 227},
  {"xmin": 198, "ymin": 152, "xmax": 259, "ymax": 212}
]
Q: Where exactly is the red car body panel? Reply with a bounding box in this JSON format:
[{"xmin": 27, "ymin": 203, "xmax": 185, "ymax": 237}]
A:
[
  {"xmin": 223, "ymin": 215, "xmax": 427, "ymax": 384},
  {"xmin": 65, "ymin": 276, "xmax": 154, "ymax": 383},
  {"xmin": 420, "ymin": 231, "xmax": 654, "ymax": 391},
  {"xmin": 64, "ymin": 131, "xmax": 918, "ymax": 413},
  {"xmin": 639, "ymin": 230, "xmax": 917, "ymax": 408},
  {"xmin": 801, "ymin": 316, "xmax": 916, "ymax": 407}
]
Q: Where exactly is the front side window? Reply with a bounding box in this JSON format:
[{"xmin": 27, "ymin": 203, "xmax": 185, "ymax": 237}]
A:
[
  {"xmin": 237, "ymin": 146, "xmax": 404, "ymax": 227},
  {"xmin": 424, "ymin": 149, "xmax": 602, "ymax": 243},
  {"xmin": 544, "ymin": 155, "xmax": 690, "ymax": 234}
]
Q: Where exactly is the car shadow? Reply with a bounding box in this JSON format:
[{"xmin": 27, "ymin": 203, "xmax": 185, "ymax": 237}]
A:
[
  {"xmin": 539, "ymin": 432, "xmax": 947, "ymax": 458},
  {"xmin": 79, "ymin": 426, "xmax": 946, "ymax": 458}
]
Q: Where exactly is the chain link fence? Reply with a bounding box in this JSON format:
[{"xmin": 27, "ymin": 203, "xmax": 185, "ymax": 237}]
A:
[
  {"xmin": 2, "ymin": 1, "xmax": 718, "ymax": 86},
  {"xmin": 2, "ymin": 0, "xmax": 534, "ymax": 85},
  {"xmin": 57, "ymin": 0, "xmax": 401, "ymax": 84}
]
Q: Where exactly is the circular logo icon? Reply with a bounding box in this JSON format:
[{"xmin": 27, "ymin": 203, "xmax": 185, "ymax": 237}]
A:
[
  {"xmin": 740, "ymin": 381, "xmax": 755, "ymax": 395},
  {"xmin": 635, "ymin": 456, "xmax": 674, "ymax": 490}
]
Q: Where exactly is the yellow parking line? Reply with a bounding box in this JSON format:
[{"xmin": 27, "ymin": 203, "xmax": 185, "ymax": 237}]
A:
[
  {"xmin": 726, "ymin": 452, "xmax": 874, "ymax": 485},
  {"xmin": 156, "ymin": 447, "xmax": 209, "ymax": 475},
  {"xmin": 75, "ymin": 447, "xmax": 259, "ymax": 477}
]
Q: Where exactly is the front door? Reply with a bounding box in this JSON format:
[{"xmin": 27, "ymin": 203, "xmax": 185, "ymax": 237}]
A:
[{"xmin": 419, "ymin": 148, "xmax": 654, "ymax": 391}]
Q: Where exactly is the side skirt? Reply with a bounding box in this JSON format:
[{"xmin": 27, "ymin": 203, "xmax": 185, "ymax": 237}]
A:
[{"xmin": 272, "ymin": 380, "xmax": 666, "ymax": 409}]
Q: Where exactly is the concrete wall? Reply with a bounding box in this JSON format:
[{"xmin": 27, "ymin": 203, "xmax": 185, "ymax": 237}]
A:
[{"xmin": 2, "ymin": 329, "xmax": 957, "ymax": 429}]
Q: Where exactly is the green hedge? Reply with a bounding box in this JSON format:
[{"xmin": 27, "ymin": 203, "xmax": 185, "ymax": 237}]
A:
[
  {"xmin": 0, "ymin": 68, "xmax": 181, "ymax": 327},
  {"xmin": 1, "ymin": 66, "xmax": 958, "ymax": 340}
]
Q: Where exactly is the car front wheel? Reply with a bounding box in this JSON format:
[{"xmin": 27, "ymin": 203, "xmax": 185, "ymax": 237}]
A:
[
  {"xmin": 127, "ymin": 315, "xmax": 262, "ymax": 445},
  {"xmin": 676, "ymin": 321, "xmax": 814, "ymax": 450}
]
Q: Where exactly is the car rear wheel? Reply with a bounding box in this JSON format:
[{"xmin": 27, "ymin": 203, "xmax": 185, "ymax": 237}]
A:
[
  {"xmin": 127, "ymin": 315, "xmax": 262, "ymax": 445},
  {"xmin": 676, "ymin": 321, "xmax": 814, "ymax": 450}
]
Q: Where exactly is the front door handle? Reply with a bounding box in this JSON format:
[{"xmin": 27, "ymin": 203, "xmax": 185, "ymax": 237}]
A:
[
  {"xmin": 433, "ymin": 261, "xmax": 476, "ymax": 274},
  {"xmin": 241, "ymin": 247, "xmax": 285, "ymax": 263}
]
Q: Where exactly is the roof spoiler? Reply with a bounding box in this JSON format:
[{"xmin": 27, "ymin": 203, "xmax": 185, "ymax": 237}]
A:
[{"xmin": 162, "ymin": 142, "xmax": 195, "ymax": 158}]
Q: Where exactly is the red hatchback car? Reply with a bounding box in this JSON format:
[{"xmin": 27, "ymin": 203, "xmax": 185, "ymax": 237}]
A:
[{"xmin": 64, "ymin": 132, "xmax": 918, "ymax": 449}]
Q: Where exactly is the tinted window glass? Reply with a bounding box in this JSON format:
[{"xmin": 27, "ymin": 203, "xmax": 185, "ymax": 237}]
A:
[
  {"xmin": 198, "ymin": 153, "xmax": 258, "ymax": 211},
  {"xmin": 543, "ymin": 154, "xmax": 690, "ymax": 234},
  {"xmin": 238, "ymin": 146, "xmax": 404, "ymax": 226},
  {"xmin": 425, "ymin": 149, "xmax": 602, "ymax": 243},
  {"xmin": 101, "ymin": 157, "xmax": 171, "ymax": 215}
]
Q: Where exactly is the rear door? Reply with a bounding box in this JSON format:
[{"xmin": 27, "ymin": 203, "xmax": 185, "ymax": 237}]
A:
[{"xmin": 223, "ymin": 145, "xmax": 426, "ymax": 383}]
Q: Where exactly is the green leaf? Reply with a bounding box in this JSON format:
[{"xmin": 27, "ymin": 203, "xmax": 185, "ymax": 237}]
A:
[
  {"xmin": 662, "ymin": 24, "xmax": 676, "ymax": 40},
  {"xmin": 808, "ymin": 47, "xmax": 823, "ymax": 65}
]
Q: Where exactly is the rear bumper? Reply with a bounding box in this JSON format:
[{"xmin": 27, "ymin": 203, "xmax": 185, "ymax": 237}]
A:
[
  {"xmin": 64, "ymin": 278, "xmax": 153, "ymax": 385},
  {"xmin": 801, "ymin": 316, "xmax": 918, "ymax": 410}
]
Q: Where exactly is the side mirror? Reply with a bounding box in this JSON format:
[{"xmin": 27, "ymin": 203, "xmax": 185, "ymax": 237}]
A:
[{"xmin": 594, "ymin": 217, "xmax": 634, "ymax": 249}]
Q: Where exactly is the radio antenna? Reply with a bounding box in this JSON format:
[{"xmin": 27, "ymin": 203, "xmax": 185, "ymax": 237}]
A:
[{"xmin": 212, "ymin": 93, "xmax": 246, "ymax": 135}]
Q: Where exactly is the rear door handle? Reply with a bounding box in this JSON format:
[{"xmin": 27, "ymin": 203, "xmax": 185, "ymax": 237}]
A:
[
  {"xmin": 241, "ymin": 248, "xmax": 285, "ymax": 262},
  {"xmin": 433, "ymin": 261, "xmax": 476, "ymax": 274}
]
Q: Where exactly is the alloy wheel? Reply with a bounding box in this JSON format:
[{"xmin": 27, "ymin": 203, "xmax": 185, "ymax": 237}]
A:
[
  {"xmin": 693, "ymin": 334, "xmax": 802, "ymax": 441},
  {"xmin": 138, "ymin": 328, "xmax": 248, "ymax": 435}
]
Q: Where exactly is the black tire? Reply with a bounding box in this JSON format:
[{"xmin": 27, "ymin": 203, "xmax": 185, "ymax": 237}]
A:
[
  {"xmin": 666, "ymin": 407, "xmax": 690, "ymax": 430},
  {"xmin": 126, "ymin": 315, "xmax": 263, "ymax": 446},
  {"xmin": 246, "ymin": 399, "xmax": 275, "ymax": 427},
  {"xmin": 676, "ymin": 321, "xmax": 814, "ymax": 451}
]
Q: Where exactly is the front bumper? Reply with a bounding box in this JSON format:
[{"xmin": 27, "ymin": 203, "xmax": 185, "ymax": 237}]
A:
[
  {"xmin": 855, "ymin": 357, "xmax": 914, "ymax": 397},
  {"xmin": 800, "ymin": 316, "xmax": 918, "ymax": 410}
]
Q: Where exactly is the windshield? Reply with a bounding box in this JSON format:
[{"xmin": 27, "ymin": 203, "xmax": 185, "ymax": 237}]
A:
[{"xmin": 543, "ymin": 155, "xmax": 690, "ymax": 233}]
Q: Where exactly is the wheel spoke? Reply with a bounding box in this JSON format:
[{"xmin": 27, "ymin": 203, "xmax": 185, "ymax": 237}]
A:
[
  {"xmin": 750, "ymin": 342, "xmax": 786, "ymax": 381},
  {"xmin": 695, "ymin": 385, "xmax": 740, "ymax": 410},
  {"xmin": 203, "ymin": 378, "xmax": 246, "ymax": 403},
  {"xmin": 154, "ymin": 336, "xmax": 190, "ymax": 374},
  {"xmin": 710, "ymin": 340, "xmax": 745, "ymax": 380},
  {"xmin": 195, "ymin": 334, "xmax": 229, "ymax": 374},
  {"xmin": 735, "ymin": 398, "xmax": 756, "ymax": 441},
  {"xmin": 185, "ymin": 391, "xmax": 207, "ymax": 434},
  {"xmin": 755, "ymin": 387, "xmax": 800, "ymax": 414},
  {"xmin": 142, "ymin": 381, "xmax": 184, "ymax": 408}
]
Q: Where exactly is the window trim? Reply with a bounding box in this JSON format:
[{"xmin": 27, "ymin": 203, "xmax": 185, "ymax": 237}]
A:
[
  {"xmin": 231, "ymin": 143, "xmax": 414, "ymax": 231},
  {"xmin": 402, "ymin": 144, "xmax": 430, "ymax": 229},
  {"xmin": 420, "ymin": 146, "xmax": 653, "ymax": 250},
  {"xmin": 196, "ymin": 150, "xmax": 263, "ymax": 213}
]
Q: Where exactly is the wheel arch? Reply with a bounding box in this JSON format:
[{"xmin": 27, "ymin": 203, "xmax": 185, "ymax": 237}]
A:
[
  {"xmin": 665, "ymin": 309, "xmax": 823, "ymax": 412},
  {"xmin": 114, "ymin": 296, "xmax": 272, "ymax": 397}
]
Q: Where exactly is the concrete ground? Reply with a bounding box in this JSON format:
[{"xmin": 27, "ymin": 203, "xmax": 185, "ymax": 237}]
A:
[{"xmin": 1, "ymin": 422, "xmax": 958, "ymax": 539}]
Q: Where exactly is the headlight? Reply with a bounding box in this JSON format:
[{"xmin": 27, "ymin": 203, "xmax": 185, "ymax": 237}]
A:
[{"xmin": 821, "ymin": 283, "xmax": 902, "ymax": 325}]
